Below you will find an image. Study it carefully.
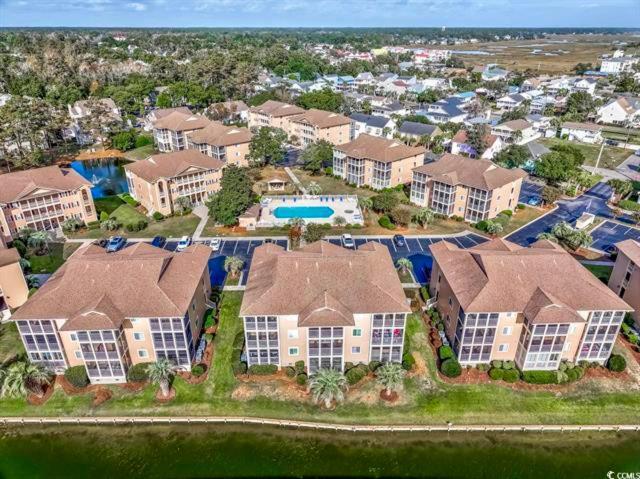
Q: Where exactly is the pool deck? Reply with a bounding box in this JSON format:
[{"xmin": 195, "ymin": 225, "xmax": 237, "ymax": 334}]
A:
[{"xmin": 258, "ymin": 195, "xmax": 364, "ymax": 227}]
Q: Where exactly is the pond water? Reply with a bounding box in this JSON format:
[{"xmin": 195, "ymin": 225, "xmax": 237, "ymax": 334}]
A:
[
  {"xmin": 70, "ymin": 159, "xmax": 131, "ymax": 198},
  {"xmin": 0, "ymin": 425, "xmax": 638, "ymax": 479}
]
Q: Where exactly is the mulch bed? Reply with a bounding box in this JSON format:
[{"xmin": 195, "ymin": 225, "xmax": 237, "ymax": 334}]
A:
[
  {"xmin": 178, "ymin": 341, "xmax": 215, "ymax": 384},
  {"xmin": 380, "ymin": 390, "xmax": 398, "ymax": 402},
  {"xmin": 155, "ymin": 387, "xmax": 176, "ymax": 403},
  {"xmin": 26, "ymin": 383, "xmax": 55, "ymax": 406},
  {"xmin": 119, "ymin": 381, "xmax": 148, "ymax": 392},
  {"xmin": 92, "ymin": 388, "xmax": 112, "ymax": 407},
  {"xmin": 619, "ymin": 336, "xmax": 640, "ymax": 364}
]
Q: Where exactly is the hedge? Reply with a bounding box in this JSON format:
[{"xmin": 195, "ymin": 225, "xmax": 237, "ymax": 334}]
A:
[
  {"xmin": 248, "ymin": 364, "xmax": 278, "ymax": 375},
  {"xmin": 607, "ymin": 354, "xmax": 627, "ymax": 372},
  {"xmin": 402, "ymin": 352, "xmax": 416, "ymax": 371},
  {"xmin": 296, "ymin": 373, "xmax": 308, "ymax": 386},
  {"xmin": 284, "ymin": 366, "xmax": 296, "ymax": 378},
  {"xmin": 294, "ymin": 360, "xmax": 306, "ymax": 374},
  {"xmin": 502, "ymin": 360, "xmax": 515, "ymax": 370},
  {"xmin": 440, "ymin": 358, "xmax": 462, "ymax": 378},
  {"xmin": 619, "ymin": 199, "xmax": 640, "ymax": 212},
  {"xmin": 152, "ymin": 211, "xmax": 165, "ymax": 221},
  {"xmin": 191, "ymin": 364, "xmax": 206, "ymax": 377},
  {"xmin": 475, "ymin": 220, "xmax": 489, "ymax": 232},
  {"xmin": 488, "ymin": 368, "xmax": 504, "ymax": 380},
  {"xmin": 368, "ymin": 360, "xmax": 383, "ymax": 372},
  {"xmin": 438, "ymin": 345, "xmax": 454, "ymax": 360},
  {"xmin": 233, "ymin": 361, "xmax": 248, "ymax": 375},
  {"xmin": 127, "ymin": 362, "xmax": 151, "ymax": 382},
  {"xmin": 502, "ymin": 369, "xmax": 520, "ymax": 383},
  {"xmin": 346, "ymin": 366, "xmax": 367, "ymax": 385},
  {"xmin": 522, "ymin": 370, "xmax": 558, "ymax": 384},
  {"xmin": 420, "ymin": 286, "xmax": 430, "ymax": 301},
  {"xmin": 378, "ymin": 215, "xmax": 396, "ymax": 230},
  {"xmin": 64, "ymin": 365, "xmax": 89, "ymax": 388}
]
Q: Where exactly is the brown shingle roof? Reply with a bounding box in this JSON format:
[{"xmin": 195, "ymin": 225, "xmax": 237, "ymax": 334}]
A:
[
  {"xmin": 187, "ymin": 122, "xmax": 252, "ymax": 147},
  {"xmin": 240, "ymin": 241, "xmax": 411, "ymax": 324},
  {"xmin": 153, "ymin": 111, "xmax": 211, "ymax": 131},
  {"xmin": 289, "ymin": 109, "xmax": 351, "ymax": 129},
  {"xmin": 561, "ymin": 121, "xmax": 602, "ymax": 132},
  {"xmin": 0, "ymin": 166, "xmax": 91, "ymax": 204},
  {"xmin": 495, "ymin": 119, "xmax": 531, "ymax": 131},
  {"xmin": 430, "ymin": 238, "xmax": 631, "ymax": 315},
  {"xmin": 152, "ymin": 107, "xmax": 192, "ymax": 120},
  {"xmin": 412, "ymin": 153, "xmax": 526, "ymax": 191},
  {"xmin": 615, "ymin": 239, "xmax": 640, "ymax": 266},
  {"xmin": 249, "ymin": 100, "xmax": 305, "ymax": 118},
  {"xmin": 452, "ymin": 129, "xmax": 499, "ymax": 148},
  {"xmin": 12, "ymin": 242, "xmax": 211, "ymax": 328},
  {"xmin": 335, "ymin": 134, "xmax": 426, "ymax": 164},
  {"xmin": 124, "ymin": 150, "xmax": 224, "ymax": 183}
]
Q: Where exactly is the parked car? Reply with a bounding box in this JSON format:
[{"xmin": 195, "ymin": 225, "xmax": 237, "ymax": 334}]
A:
[
  {"xmin": 177, "ymin": 236, "xmax": 192, "ymax": 252},
  {"xmin": 264, "ymin": 238, "xmax": 274, "ymax": 244},
  {"xmin": 605, "ymin": 139, "xmax": 619, "ymax": 146},
  {"xmin": 210, "ymin": 238, "xmax": 221, "ymax": 252},
  {"xmin": 604, "ymin": 244, "xmax": 617, "ymax": 255},
  {"xmin": 151, "ymin": 236, "xmax": 166, "ymax": 248},
  {"xmin": 527, "ymin": 196, "xmax": 542, "ymax": 207},
  {"xmin": 393, "ymin": 234, "xmax": 406, "ymax": 247},
  {"xmin": 106, "ymin": 236, "xmax": 125, "ymax": 253},
  {"xmin": 93, "ymin": 238, "xmax": 108, "ymax": 248},
  {"xmin": 341, "ymin": 233, "xmax": 355, "ymax": 249}
]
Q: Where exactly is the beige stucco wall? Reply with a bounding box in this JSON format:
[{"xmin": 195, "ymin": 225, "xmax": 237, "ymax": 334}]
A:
[
  {"xmin": 488, "ymin": 178, "xmax": 522, "ymax": 218},
  {"xmin": 609, "ymin": 252, "xmax": 640, "ymax": 328},
  {"xmin": 0, "ymin": 260, "xmax": 28, "ymax": 309},
  {"xmin": 123, "ymin": 318, "xmax": 157, "ymax": 365},
  {"xmin": 226, "ymin": 142, "xmax": 251, "ymax": 167},
  {"xmin": 490, "ymin": 313, "xmax": 524, "ymax": 361}
]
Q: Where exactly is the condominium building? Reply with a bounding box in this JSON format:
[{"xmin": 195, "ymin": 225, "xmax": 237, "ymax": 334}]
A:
[
  {"xmin": 152, "ymin": 111, "xmax": 211, "ymax": 152},
  {"xmin": 11, "ymin": 242, "xmax": 212, "ymax": 383},
  {"xmin": 187, "ymin": 121, "xmax": 253, "ymax": 167},
  {"xmin": 286, "ymin": 109, "xmax": 351, "ymax": 146},
  {"xmin": 239, "ymin": 241, "xmax": 411, "ymax": 373},
  {"xmin": 248, "ymin": 100, "xmax": 305, "ymax": 131},
  {"xmin": 333, "ymin": 134, "xmax": 426, "ymax": 189},
  {"xmin": 0, "ymin": 166, "xmax": 98, "ymax": 243},
  {"xmin": 608, "ymin": 239, "xmax": 640, "ymax": 328},
  {"xmin": 124, "ymin": 150, "xmax": 224, "ymax": 216},
  {"xmin": 0, "ymin": 246, "xmax": 29, "ymax": 322},
  {"xmin": 410, "ymin": 154, "xmax": 525, "ymax": 223},
  {"xmin": 430, "ymin": 238, "xmax": 631, "ymax": 370}
]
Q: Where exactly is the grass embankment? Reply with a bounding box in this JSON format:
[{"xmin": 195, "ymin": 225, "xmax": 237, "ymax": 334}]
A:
[
  {"xmin": 583, "ymin": 264, "xmax": 614, "ymax": 284},
  {"xmin": 541, "ymin": 137, "xmax": 631, "ymax": 170},
  {"xmin": 28, "ymin": 242, "xmax": 82, "ymax": 274},
  {"xmin": 1, "ymin": 292, "xmax": 640, "ymax": 425}
]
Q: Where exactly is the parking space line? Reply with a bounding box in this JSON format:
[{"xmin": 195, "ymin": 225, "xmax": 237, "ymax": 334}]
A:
[
  {"xmin": 232, "ymin": 241, "xmax": 239, "ymax": 255},
  {"xmin": 417, "ymin": 240, "xmax": 424, "ymax": 252}
]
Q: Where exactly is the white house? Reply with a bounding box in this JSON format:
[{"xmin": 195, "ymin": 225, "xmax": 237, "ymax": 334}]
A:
[
  {"xmin": 349, "ymin": 113, "xmax": 396, "ymax": 139},
  {"xmin": 450, "ymin": 129, "xmax": 504, "ymax": 160},
  {"xmin": 573, "ymin": 78, "xmax": 598, "ymax": 96},
  {"xmin": 596, "ymin": 96, "xmax": 640, "ymax": 126},
  {"xmin": 560, "ymin": 122, "xmax": 603, "ymax": 144},
  {"xmin": 491, "ymin": 119, "xmax": 540, "ymax": 145},
  {"xmin": 496, "ymin": 93, "xmax": 529, "ymax": 111},
  {"xmin": 601, "ymin": 56, "xmax": 639, "ymax": 75}
]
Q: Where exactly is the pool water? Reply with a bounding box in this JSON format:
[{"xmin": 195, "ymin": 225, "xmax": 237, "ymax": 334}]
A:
[
  {"xmin": 273, "ymin": 206, "xmax": 334, "ymax": 219},
  {"xmin": 70, "ymin": 159, "xmax": 131, "ymax": 198}
]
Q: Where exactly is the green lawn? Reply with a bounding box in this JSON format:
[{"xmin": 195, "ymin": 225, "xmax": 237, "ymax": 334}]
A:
[
  {"xmin": 94, "ymin": 196, "xmax": 126, "ymax": 216},
  {"xmin": 27, "ymin": 242, "xmax": 82, "ymax": 274},
  {"xmin": 292, "ymin": 169, "xmax": 378, "ymax": 198},
  {"xmin": 499, "ymin": 206, "xmax": 547, "ymax": 237},
  {"xmin": 541, "ymin": 137, "xmax": 631, "ymax": 170},
  {"xmin": 583, "ymin": 263, "xmax": 613, "ymax": 284},
  {"xmin": 397, "ymin": 269, "xmax": 415, "ymax": 283},
  {"xmin": 1, "ymin": 292, "xmax": 639, "ymax": 425},
  {"xmin": 123, "ymin": 144, "xmax": 156, "ymax": 161},
  {"xmin": 110, "ymin": 204, "xmax": 147, "ymax": 225},
  {"xmin": 0, "ymin": 322, "xmax": 24, "ymax": 364},
  {"xmin": 71, "ymin": 213, "xmax": 200, "ymax": 240}
]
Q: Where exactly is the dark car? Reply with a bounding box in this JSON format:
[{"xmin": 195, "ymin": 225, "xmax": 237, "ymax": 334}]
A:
[
  {"xmin": 151, "ymin": 236, "xmax": 167, "ymax": 248},
  {"xmin": 264, "ymin": 238, "xmax": 274, "ymax": 244},
  {"xmin": 393, "ymin": 234, "xmax": 406, "ymax": 247},
  {"xmin": 604, "ymin": 244, "xmax": 617, "ymax": 256},
  {"xmin": 93, "ymin": 238, "xmax": 108, "ymax": 248},
  {"xmin": 106, "ymin": 236, "xmax": 126, "ymax": 253}
]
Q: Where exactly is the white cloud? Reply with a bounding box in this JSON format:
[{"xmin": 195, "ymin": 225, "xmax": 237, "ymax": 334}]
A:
[{"xmin": 126, "ymin": 2, "xmax": 147, "ymax": 10}]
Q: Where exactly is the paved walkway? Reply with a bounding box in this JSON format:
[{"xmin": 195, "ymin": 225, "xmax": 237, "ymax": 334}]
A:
[
  {"xmin": 192, "ymin": 205, "xmax": 209, "ymax": 240},
  {"xmin": 284, "ymin": 167, "xmax": 306, "ymax": 194},
  {"xmin": 582, "ymin": 165, "xmax": 628, "ymax": 181}
]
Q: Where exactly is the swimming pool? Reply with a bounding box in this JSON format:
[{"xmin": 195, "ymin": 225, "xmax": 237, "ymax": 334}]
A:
[{"xmin": 273, "ymin": 206, "xmax": 334, "ymax": 219}]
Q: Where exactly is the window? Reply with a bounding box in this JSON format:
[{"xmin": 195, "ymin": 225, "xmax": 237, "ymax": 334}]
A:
[
  {"xmin": 70, "ymin": 333, "xmax": 77, "ymax": 342},
  {"xmin": 502, "ymin": 326, "xmax": 512, "ymax": 336},
  {"xmin": 138, "ymin": 349, "xmax": 149, "ymax": 358},
  {"xmin": 133, "ymin": 332, "xmax": 144, "ymax": 341},
  {"xmin": 352, "ymin": 328, "xmax": 362, "ymax": 337},
  {"xmin": 74, "ymin": 350, "xmax": 82, "ymax": 359},
  {"xmin": 288, "ymin": 347, "xmax": 299, "ymax": 356},
  {"xmin": 287, "ymin": 329, "xmax": 299, "ymax": 339},
  {"xmin": 498, "ymin": 344, "xmax": 509, "ymax": 352},
  {"xmin": 351, "ymin": 346, "xmax": 361, "ymax": 354}
]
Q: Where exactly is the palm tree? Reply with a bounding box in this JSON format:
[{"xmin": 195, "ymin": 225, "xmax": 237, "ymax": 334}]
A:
[
  {"xmin": 307, "ymin": 181, "xmax": 322, "ymax": 196},
  {"xmin": 1, "ymin": 361, "xmax": 51, "ymax": 398},
  {"xmin": 309, "ymin": 368, "xmax": 348, "ymax": 408},
  {"xmin": 486, "ymin": 221, "xmax": 503, "ymax": 235},
  {"xmin": 17, "ymin": 227, "xmax": 35, "ymax": 242},
  {"xmin": 357, "ymin": 196, "xmax": 373, "ymax": 214},
  {"xmin": 413, "ymin": 207, "xmax": 435, "ymax": 229},
  {"xmin": 512, "ymin": 130, "xmax": 523, "ymax": 145},
  {"xmin": 396, "ymin": 258, "xmax": 413, "ymax": 275},
  {"xmin": 287, "ymin": 217, "xmax": 306, "ymax": 228},
  {"xmin": 27, "ymin": 231, "xmax": 49, "ymax": 255},
  {"xmin": 224, "ymin": 256, "xmax": 244, "ymax": 278},
  {"xmin": 376, "ymin": 362, "xmax": 406, "ymax": 396},
  {"xmin": 100, "ymin": 218, "xmax": 120, "ymax": 231},
  {"xmin": 147, "ymin": 358, "xmax": 175, "ymax": 398}
]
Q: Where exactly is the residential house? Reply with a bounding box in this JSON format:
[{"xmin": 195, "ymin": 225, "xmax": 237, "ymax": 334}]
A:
[
  {"xmin": 496, "ymin": 93, "xmax": 529, "ymax": 111},
  {"xmin": 207, "ymin": 100, "xmax": 249, "ymax": 123},
  {"xmin": 287, "ymin": 109, "xmax": 352, "ymax": 146},
  {"xmin": 521, "ymin": 78, "xmax": 545, "ymax": 92},
  {"xmin": 152, "ymin": 111, "xmax": 211, "ymax": 152},
  {"xmin": 349, "ymin": 113, "xmax": 396, "ymax": 139},
  {"xmin": 601, "ymin": 56, "xmax": 639, "ymax": 75},
  {"xmin": 0, "ymin": 166, "xmax": 97, "ymax": 244},
  {"xmin": 333, "ymin": 134, "xmax": 426, "ymax": 189},
  {"xmin": 573, "ymin": 78, "xmax": 598, "ymax": 96},
  {"xmin": 480, "ymin": 64, "xmax": 509, "ymax": 81},
  {"xmin": 11, "ymin": 242, "xmax": 212, "ymax": 383},
  {"xmin": 397, "ymin": 121, "xmax": 442, "ymax": 144},
  {"xmin": 409, "ymin": 153, "xmax": 525, "ymax": 221},
  {"xmin": 492, "ymin": 119, "xmax": 539, "ymax": 145},
  {"xmin": 66, "ymin": 98, "xmax": 122, "ymax": 145},
  {"xmin": 186, "ymin": 122, "xmax": 253, "ymax": 167},
  {"xmin": 414, "ymin": 49, "xmax": 451, "ymax": 64},
  {"xmin": 429, "ymin": 237, "xmax": 631, "ymax": 369},
  {"xmin": 144, "ymin": 107, "xmax": 192, "ymax": 131},
  {"xmin": 355, "ymin": 72, "xmax": 376, "ymax": 89},
  {"xmin": 608, "ymin": 239, "xmax": 640, "ymax": 328},
  {"xmin": 371, "ymin": 100, "xmax": 411, "ymax": 118},
  {"xmin": 0, "ymin": 246, "xmax": 29, "ymax": 322},
  {"xmin": 450, "ymin": 129, "xmax": 504, "ymax": 160},
  {"xmin": 239, "ymin": 241, "xmax": 411, "ymax": 372},
  {"xmin": 248, "ymin": 100, "xmax": 306, "ymax": 131},
  {"xmin": 124, "ymin": 150, "xmax": 224, "ymax": 216},
  {"xmin": 596, "ymin": 96, "xmax": 640, "ymax": 126},
  {"xmin": 560, "ymin": 122, "xmax": 603, "ymax": 144},
  {"xmin": 421, "ymin": 97, "xmax": 468, "ymax": 124}
]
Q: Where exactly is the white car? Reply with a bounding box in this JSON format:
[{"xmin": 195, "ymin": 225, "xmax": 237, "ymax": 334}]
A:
[
  {"xmin": 176, "ymin": 236, "xmax": 192, "ymax": 252},
  {"xmin": 210, "ymin": 238, "xmax": 221, "ymax": 252},
  {"xmin": 341, "ymin": 233, "xmax": 355, "ymax": 249}
]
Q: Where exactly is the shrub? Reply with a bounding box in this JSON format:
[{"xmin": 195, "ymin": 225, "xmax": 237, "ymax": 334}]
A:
[
  {"xmin": 135, "ymin": 134, "xmax": 153, "ymax": 148},
  {"xmin": 346, "ymin": 366, "xmax": 367, "ymax": 385},
  {"xmin": 233, "ymin": 331, "xmax": 245, "ymax": 350},
  {"xmin": 475, "ymin": 220, "xmax": 489, "ymax": 232},
  {"xmin": 490, "ymin": 360, "xmax": 503, "ymax": 369},
  {"xmin": 203, "ymin": 333, "xmax": 214, "ymax": 344},
  {"xmin": 390, "ymin": 206, "xmax": 413, "ymax": 227},
  {"xmin": 378, "ymin": 215, "xmax": 395, "ymax": 230},
  {"xmin": 438, "ymin": 345, "xmax": 454, "ymax": 360},
  {"xmin": 476, "ymin": 363, "xmax": 490, "ymax": 372},
  {"xmin": 516, "ymin": 204, "xmax": 525, "ymax": 210},
  {"xmin": 368, "ymin": 360, "xmax": 383, "ymax": 372},
  {"xmin": 12, "ymin": 239, "xmax": 27, "ymax": 257},
  {"xmin": 284, "ymin": 366, "xmax": 296, "ymax": 378},
  {"xmin": 451, "ymin": 215, "xmax": 464, "ymax": 222},
  {"xmin": 127, "ymin": 363, "xmax": 151, "ymax": 382},
  {"xmin": 87, "ymin": 221, "xmax": 100, "ymax": 230},
  {"xmin": 488, "ymin": 368, "xmax": 504, "ymax": 380},
  {"xmin": 500, "ymin": 209, "xmax": 513, "ymax": 217},
  {"xmin": 619, "ymin": 199, "xmax": 640, "ymax": 212},
  {"xmin": 402, "ymin": 352, "xmax": 416, "ymax": 371},
  {"xmin": 99, "ymin": 211, "xmax": 109, "ymax": 222},
  {"xmin": 502, "ymin": 360, "xmax": 515, "ymax": 370},
  {"xmin": 344, "ymin": 361, "xmax": 355, "ymax": 372},
  {"xmin": 294, "ymin": 360, "xmax": 305, "ymax": 374},
  {"xmin": 566, "ymin": 367, "xmax": 585, "ymax": 382},
  {"xmin": 607, "ymin": 354, "xmax": 627, "ymax": 372},
  {"xmin": 296, "ymin": 373, "xmax": 308, "ymax": 386},
  {"xmin": 120, "ymin": 193, "xmax": 139, "ymax": 207},
  {"xmin": 233, "ymin": 361, "xmax": 248, "ymax": 375},
  {"xmin": 502, "ymin": 369, "xmax": 520, "ymax": 383},
  {"xmin": 152, "ymin": 211, "xmax": 165, "ymax": 221},
  {"xmin": 578, "ymin": 360, "xmax": 591, "ymax": 369},
  {"xmin": 440, "ymin": 358, "xmax": 462, "ymax": 378},
  {"xmin": 64, "ymin": 365, "xmax": 89, "ymax": 388},
  {"xmin": 248, "ymin": 364, "xmax": 278, "ymax": 375},
  {"xmin": 522, "ymin": 370, "xmax": 558, "ymax": 384},
  {"xmin": 204, "ymin": 309, "xmax": 216, "ymax": 329},
  {"xmin": 420, "ymin": 286, "xmax": 430, "ymax": 301},
  {"xmin": 125, "ymin": 219, "xmax": 148, "ymax": 232},
  {"xmin": 191, "ymin": 364, "xmax": 206, "ymax": 377},
  {"xmin": 324, "ymin": 166, "xmax": 333, "ymax": 175}
]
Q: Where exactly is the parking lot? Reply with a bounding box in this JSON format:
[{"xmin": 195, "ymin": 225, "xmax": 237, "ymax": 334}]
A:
[
  {"xmin": 518, "ymin": 181, "xmax": 544, "ymax": 206},
  {"xmin": 591, "ymin": 220, "xmax": 640, "ymax": 253}
]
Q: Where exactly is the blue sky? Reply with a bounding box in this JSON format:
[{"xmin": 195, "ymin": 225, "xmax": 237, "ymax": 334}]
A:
[{"xmin": 1, "ymin": 0, "xmax": 639, "ymax": 28}]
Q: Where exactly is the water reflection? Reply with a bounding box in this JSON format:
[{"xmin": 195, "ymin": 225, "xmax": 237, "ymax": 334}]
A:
[{"xmin": 70, "ymin": 159, "xmax": 131, "ymax": 198}]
